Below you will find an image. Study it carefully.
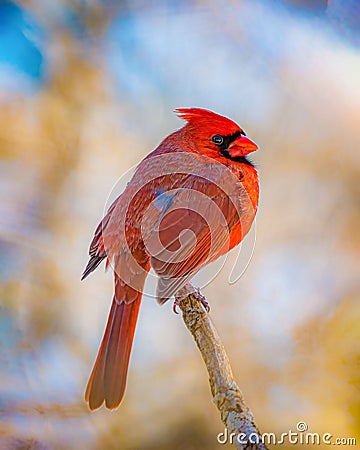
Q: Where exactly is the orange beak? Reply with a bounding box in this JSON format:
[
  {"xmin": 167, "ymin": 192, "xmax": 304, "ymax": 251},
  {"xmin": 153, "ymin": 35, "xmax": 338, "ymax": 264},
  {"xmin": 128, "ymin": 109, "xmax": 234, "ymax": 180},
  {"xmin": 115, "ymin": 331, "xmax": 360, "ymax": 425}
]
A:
[{"xmin": 228, "ymin": 135, "xmax": 258, "ymax": 158}]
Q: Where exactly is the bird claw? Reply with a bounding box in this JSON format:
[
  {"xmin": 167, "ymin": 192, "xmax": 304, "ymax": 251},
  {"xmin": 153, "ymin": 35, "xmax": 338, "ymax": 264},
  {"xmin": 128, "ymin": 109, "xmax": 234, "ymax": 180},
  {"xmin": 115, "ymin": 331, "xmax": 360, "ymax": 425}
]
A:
[
  {"xmin": 173, "ymin": 285, "xmax": 210, "ymax": 314},
  {"xmin": 196, "ymin": 288, "xmax": 210, "ymax": 313},
  {"xmin": 173, "ymin": 298, "xmax": 181, "ymax": 314}
]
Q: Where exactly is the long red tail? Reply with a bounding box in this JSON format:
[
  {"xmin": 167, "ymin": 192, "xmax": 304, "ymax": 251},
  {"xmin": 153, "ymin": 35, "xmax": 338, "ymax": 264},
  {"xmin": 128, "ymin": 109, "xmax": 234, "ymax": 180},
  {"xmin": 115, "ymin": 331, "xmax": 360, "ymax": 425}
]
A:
[{"xmin": 85, "ymin": 294, "xmax": 141, "ymax": 410}]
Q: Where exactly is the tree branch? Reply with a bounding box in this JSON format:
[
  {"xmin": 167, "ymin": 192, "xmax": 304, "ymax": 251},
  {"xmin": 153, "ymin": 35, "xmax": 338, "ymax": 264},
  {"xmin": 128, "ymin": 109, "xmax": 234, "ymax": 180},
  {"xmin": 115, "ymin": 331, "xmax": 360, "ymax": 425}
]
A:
[{"xmin": 178, "ymin": 287, "xmax": 268, "ymax": 450}]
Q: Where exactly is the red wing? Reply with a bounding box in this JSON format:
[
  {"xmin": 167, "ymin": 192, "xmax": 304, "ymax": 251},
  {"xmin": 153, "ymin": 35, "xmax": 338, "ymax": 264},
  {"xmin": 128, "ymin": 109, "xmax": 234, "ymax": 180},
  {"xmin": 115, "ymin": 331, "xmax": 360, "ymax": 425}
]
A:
[
  {"xmin": 141, "ymin": 175, "xmax": 242, "ymax": 302},
  {"xmin": 81, "ymin": 199, "xmax": 119, "ymax": 280}
]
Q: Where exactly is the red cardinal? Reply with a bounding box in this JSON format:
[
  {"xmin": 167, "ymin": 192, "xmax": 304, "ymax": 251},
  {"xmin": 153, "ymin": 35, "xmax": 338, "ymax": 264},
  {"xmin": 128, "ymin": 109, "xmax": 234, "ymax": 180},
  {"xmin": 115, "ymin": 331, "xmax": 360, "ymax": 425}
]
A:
[{"xmin": 82, "ymin": 108, "xmax": 259, "ymax": 410}]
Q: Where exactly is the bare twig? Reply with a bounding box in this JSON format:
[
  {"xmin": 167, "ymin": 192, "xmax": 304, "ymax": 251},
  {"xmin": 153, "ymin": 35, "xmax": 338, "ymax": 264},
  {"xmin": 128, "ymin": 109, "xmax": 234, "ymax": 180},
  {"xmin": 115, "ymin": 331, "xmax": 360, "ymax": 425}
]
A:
[{"xmin": 177, "ymin": 286, "xmax": 268, "ymax": 450}]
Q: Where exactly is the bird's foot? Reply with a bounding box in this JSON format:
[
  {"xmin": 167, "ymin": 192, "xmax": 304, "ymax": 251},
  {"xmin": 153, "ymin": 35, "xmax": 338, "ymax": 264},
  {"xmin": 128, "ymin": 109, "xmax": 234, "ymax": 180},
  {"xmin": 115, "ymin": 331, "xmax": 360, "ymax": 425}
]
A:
[
  {"xmin": 173, "ymin": 283, "xmax": 210, "ymax": 314},
  {"xmin": 172, "ymin": 296, "xmax": 182, "ymax": 314},
  {"xmin": 195, "ymin": 288, "xmax": 210, "ymax": 313}
]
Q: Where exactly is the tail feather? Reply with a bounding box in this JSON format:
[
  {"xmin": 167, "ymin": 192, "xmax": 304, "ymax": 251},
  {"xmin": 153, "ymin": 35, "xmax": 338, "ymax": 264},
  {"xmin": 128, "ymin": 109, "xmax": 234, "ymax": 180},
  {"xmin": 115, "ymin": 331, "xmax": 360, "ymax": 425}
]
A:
[{"xmin": 85, "ymin": 295, "xmax": 141, "ymax": 410}]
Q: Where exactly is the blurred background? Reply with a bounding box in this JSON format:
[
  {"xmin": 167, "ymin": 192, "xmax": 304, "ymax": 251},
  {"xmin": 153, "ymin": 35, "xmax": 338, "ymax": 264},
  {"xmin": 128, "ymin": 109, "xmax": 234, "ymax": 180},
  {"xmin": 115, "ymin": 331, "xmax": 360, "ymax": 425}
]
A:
[{"xmin": 0, "ymin": 0, "xmax": 359, "ymax": 449}]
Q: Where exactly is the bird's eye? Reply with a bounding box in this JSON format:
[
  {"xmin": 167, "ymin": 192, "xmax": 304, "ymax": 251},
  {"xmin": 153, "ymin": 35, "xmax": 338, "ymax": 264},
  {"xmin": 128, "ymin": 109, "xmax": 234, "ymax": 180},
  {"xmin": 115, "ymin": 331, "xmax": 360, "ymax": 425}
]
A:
[{"xmin": 212, "ymin": 134, "xmax": 224, "ymax": 145}]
